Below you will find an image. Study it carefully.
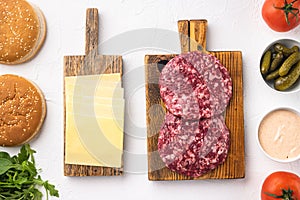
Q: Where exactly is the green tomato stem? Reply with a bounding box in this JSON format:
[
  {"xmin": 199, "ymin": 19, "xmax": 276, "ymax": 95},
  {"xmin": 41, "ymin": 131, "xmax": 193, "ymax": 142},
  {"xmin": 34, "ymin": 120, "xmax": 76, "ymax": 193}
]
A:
[
  {"xmin": 265, "ymin": 188, "xmax": 295, "ymax": 200},
  {"xmin": 273, "ymin": 0, "xmax": 300, "ymax": 25}
]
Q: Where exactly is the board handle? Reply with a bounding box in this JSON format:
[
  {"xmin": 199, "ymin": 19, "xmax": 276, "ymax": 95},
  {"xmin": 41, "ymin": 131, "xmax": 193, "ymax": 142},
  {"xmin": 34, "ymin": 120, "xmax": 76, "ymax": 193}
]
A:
[
  {"xmin": 85, "ymin": 8, "xmax": 99, "ymax": 56},
  {"xmin": 190, "ymin": 20, "xmax": 207, "ymax": 52},
  {"xmin": 178, "ymin": 20, "xmax": 190, "ymax": 53},
  {"xmin": 177, "ymin": 20, "xmax": 207, "ymax": 53}
]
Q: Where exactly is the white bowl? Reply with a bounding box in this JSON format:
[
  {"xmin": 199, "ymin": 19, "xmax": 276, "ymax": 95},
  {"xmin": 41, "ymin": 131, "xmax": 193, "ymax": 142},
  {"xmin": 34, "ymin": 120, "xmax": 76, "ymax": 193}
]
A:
[
  {"xmin": 260, "ymin": 38, "xmax": 300, "ymax": 93},
  {"xmin": 257, "ymin": 107, "xmax": 300, "ymax": 163}
]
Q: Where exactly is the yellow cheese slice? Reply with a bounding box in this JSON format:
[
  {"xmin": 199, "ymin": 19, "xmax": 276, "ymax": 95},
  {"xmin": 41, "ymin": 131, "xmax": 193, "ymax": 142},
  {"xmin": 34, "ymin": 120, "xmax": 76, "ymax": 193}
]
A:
[
  {"xmin": 66, "ymin": 96, "xmax": 124, "ymax": 106},
  {"xmin": 64, "ymin": 74, "xmax": 124, "ymax": 168},
  {"xmin": 65, "ymin": 104, "xmax": 124, "ymax": 167},
  {"xmin": 69, "ymin": 114, "xmax": 124, "ymax": 149},
  {"xmin": 65, "ymin": 114, "xmax": 103, "ymax": 166},
  {"xmin": 65, "ymin": 73, "xmax": 121, "ymax": 83},
  {"xmin": 65, "ymin": 84, "xmax": 124, "ymax": 99},
  {"xmin": 65, "ymin": 74, "xmax": 122, "ymax": 90},
  {"xmin": 65, "ymin": 80, "xmax": 121, "ymax": 89},
  {"xmin": 65, "ymin": 114, "xmax": 123, "ymax": 167},
  {"xmin": 66, "ymin": 102, "xmax": 124, "ymax": 120}
]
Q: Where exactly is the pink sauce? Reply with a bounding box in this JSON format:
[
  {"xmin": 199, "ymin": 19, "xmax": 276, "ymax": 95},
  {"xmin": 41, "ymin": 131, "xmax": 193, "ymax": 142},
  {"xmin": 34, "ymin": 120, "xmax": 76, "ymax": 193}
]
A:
[{"xmin": 258, "ymin": 109, "xmax": 300, "ymax": 160}]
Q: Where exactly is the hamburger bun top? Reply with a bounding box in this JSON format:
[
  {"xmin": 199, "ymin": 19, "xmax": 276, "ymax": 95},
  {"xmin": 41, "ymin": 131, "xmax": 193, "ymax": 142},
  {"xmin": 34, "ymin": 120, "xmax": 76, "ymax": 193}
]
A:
[
  {"xmin": 0, "ymin": 0, "xmax": 46, "ymax": 64},
  {"xmin": 0, "ymin": 74, "xmax": 46, "ymax": 146}
]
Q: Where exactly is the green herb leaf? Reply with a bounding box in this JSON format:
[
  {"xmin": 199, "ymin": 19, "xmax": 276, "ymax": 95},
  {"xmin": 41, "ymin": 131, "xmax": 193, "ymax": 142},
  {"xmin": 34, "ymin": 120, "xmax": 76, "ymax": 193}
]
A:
[
  {"xmin": 0, "ymin": 157, "xmax": 12, "ymax": 165},
  {"xmin": 0, "ymin": 144, "xmax": 59, "ymax": 200},
  {"xmin": 0, "ymin": 158, "xmax": 13, "ymax": 175},
  {"xmin": 0, "ymin": 152, "xmax": 12, "ymax": 160},
  {"xmin": 44, "ymin": 181, "xmax": 60, "ymax": 197}
]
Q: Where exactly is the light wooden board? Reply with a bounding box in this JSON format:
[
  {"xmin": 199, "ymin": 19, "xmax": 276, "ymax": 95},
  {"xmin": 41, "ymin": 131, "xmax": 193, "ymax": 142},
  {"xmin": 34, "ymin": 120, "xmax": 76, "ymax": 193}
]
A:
[
  {"xmin": 145, "ymin": 20, "xmax": 245, "ymax": 181},
  {"xmin": 63, "ymin": 8, "xmax": 123, "ymax": 176}
]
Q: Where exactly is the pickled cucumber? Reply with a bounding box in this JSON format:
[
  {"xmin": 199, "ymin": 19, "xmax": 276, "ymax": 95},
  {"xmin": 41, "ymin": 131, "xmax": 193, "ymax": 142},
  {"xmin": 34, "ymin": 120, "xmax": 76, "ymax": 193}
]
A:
[
  {"xmin": 261, "ymin": 50, "xmax": 271, "ymax": 75},
  {"xmin": 265, "ymin": 69, "xmax": 280, "ymax": 81},
  {"xmin": 274, "ymin": 61, "xmax": 300, "ymax": 91},
  {"xmin": 270, "ymin": 52, "xmax": 283, "ymax": 72},
  {"xmin": 262, "ymin": 42, "xmax": 300, "ymax": 91},
  {"xmin": 274, "ymin": 43, "xmax": 299, "ymax": 57},
  {"xmin": 291, "ymin": 46, "xmax": 300, "ymax": 55},
  {"xmin": 278, "ymin": 51, "xmax": 300, "ymax": 76}
]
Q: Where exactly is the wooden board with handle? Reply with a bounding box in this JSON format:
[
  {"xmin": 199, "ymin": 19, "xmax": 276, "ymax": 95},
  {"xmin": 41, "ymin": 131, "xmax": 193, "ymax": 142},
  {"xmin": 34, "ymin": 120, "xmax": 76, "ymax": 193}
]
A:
[
  {"xmin": 63, "ymin": 8, "xmax": 123, "ymax": 176},
  {"xmin": 145, "ymin": 20, "xmax": 245, "ymax": 181}
]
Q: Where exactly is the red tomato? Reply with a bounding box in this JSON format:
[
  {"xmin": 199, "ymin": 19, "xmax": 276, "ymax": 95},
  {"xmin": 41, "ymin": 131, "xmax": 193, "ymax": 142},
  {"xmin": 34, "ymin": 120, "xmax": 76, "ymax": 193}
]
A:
[
  {"xmin": 262, "ymin": 0, "xmax": 300, "ymax": 32},
  {"xmin": 261, "ymin": 171, "xmax": 300, "ymax": 200}
]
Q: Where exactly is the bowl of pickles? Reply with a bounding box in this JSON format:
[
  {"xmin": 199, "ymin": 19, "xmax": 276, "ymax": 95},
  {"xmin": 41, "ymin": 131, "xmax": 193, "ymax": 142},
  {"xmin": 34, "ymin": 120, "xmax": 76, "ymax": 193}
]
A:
[{"xmin": 260, "ymin": 39, "xmax": 300, "ymax": 92}]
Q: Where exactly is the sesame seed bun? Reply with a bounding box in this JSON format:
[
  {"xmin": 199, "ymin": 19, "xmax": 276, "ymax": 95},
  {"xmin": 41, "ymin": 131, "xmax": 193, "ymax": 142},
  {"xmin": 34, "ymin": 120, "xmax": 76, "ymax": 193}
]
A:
[
  {"xmin": 0, "ymin": 0, "xmax": 46, "ymax": 65},
  {"xmin": 0, "ymin": 74, "xmax": 46, "ymax": 146}
]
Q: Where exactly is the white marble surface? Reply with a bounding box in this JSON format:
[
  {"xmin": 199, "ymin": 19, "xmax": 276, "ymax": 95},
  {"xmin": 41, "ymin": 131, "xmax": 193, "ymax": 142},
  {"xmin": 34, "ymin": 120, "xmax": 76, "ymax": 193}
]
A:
[{"xmin": 1, "ymin": 0, "xmax": 300, "ymax": 199}]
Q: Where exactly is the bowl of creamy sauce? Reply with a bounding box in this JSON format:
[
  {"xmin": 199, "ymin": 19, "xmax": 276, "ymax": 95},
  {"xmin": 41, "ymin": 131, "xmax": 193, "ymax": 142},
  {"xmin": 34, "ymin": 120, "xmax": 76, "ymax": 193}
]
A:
[{"xmin": 258, "ymin": 108, "xmax": 300, "ymax": 162}]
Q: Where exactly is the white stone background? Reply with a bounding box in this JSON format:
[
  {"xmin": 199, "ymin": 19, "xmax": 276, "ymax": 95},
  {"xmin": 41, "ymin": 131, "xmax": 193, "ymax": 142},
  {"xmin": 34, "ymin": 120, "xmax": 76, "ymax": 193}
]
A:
[{"xmin": 1, "ymin": 0, "xmax": 300, "ymax": 199}]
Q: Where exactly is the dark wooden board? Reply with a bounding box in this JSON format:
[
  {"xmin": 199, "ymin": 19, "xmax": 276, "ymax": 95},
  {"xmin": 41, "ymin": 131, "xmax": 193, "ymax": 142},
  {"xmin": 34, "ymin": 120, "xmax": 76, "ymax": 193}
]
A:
[
  {"xmin": 145, "ymin": 20, "xmax": 245, "ymax": 181},
  {"xmin": 63, "ymin": 8, "xmax": 123, "ymax": 176}
]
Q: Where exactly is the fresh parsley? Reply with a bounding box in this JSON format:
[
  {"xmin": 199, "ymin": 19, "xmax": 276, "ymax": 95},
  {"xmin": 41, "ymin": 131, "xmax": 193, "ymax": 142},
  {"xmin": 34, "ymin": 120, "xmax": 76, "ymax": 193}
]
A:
[{"xmin": 0, "ymin": 144, "xmax": 59, "ymax": 200}]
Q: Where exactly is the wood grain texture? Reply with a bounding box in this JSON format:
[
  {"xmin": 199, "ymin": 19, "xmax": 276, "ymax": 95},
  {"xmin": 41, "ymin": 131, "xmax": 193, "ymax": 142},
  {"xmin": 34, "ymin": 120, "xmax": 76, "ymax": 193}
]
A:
[
  {"xmin": 85, "ymin": 8, "xmax": 98, "ymax": 56},
  {"xmin": 63, "ymin": 8, "xmax": 123, "ymax": 176},
  {"xmin": 177, "ymin": 20, "xmax": 189, "ymax": 53},
  {"xmin": 145, "ymin": 20, "xmax": 245, "ymax": 181},
  {"xmin": 190, "ymin": 20, "xmax": 207, "ymax": 52}
]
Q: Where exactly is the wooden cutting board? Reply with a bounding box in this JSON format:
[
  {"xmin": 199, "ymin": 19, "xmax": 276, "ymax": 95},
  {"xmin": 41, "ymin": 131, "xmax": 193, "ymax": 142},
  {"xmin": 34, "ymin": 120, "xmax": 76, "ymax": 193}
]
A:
[
  {"xmin": 63, "ymin": 8, "xmax": 123, "ymax": 176},
  {"xmin": 145, "ymin": 20, "xmax": 245, "ymax": 181}
]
